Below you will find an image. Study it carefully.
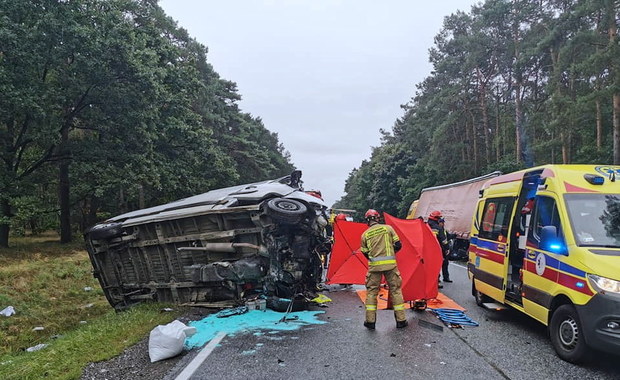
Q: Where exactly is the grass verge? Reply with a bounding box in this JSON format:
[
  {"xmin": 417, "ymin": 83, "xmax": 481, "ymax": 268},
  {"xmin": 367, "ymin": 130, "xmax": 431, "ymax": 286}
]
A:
[{"xmin": 0, "ymin": 233, "xmax": 183, "ymax": 379}]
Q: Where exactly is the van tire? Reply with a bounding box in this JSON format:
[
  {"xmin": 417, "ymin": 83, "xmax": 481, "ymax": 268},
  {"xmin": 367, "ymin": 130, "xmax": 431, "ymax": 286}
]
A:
[
  {"xmin": 265, "ymin": 198, "xmax": 307, "ymax": 224},
  {"xmin": 472, "ymin": 280, "xmax": 491, "ymax": 307},
  {"xmin": 87, "ymin": 222, "xmax": 123, "ymax": 240},
  {"xmin": 550, "ymin": 304, "xmax": 589, "ymax": 363}
]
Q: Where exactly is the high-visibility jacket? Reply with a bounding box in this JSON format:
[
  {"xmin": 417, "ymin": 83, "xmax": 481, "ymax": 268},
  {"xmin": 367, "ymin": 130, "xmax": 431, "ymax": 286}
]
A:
[{"xmin": 360, "ymin": 223, "xmax": 400, "ymax": 272}]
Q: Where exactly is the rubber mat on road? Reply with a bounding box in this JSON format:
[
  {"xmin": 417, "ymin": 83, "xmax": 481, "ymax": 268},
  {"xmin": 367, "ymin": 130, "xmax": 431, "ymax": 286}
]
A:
[{"xmin": 355, "ymin": 288, "xmax": 465, "ymax": 311}]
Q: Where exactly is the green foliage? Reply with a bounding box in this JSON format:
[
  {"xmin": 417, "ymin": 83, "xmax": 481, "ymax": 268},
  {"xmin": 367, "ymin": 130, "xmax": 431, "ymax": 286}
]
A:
[
  {"xmin": 337, "ymin": 0, "xmax": 620, "ymax": 217},
  {"xmin": 0, "ymin": 0, "xmax": 294, "ymax": 245}
]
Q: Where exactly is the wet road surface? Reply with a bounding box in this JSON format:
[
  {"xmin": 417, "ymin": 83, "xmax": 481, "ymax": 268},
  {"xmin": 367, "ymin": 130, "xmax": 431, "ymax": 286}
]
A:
[{"xmin": 165, "ymin": 263, "xmax": 620, "ymax": 380}]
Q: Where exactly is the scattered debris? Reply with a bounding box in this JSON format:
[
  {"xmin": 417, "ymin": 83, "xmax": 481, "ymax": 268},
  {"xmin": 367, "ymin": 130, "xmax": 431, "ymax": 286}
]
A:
[
  {"xmin": 186, "ymin": 310, "xmax": 326, "ymax": 349},
  {"xmin": 0, "ymin": 306, "xmax": 15, "ymax": 317},
  {"xmin": 440, "ymin": 361, "xmax": 446, "ymax": 365},
  {"xmin": 80, "ymin": 321, "xmax": 87, "ymax": 324},
  {"xmin": 215, "ymin": 306, "xmax": 248, "ymax": 318},
  {"xmin": 160, "ymin": 307, "xmax": 174, "ymax": 312},
  {"xmin": 390, "ymin": 353, "xmax": 396, "ymax": 357},
  {"xmin": 26, "ymin": 344, "xmax": 48, "ymax": 352},
  {"xmin": 81, "ymin": 303, "xmax": 94, "ymax": 309},
  {"xmin": 310, "ymin": 294, "xmax": 332, "ymax": 304},
  {"xmin": 428, "ymin": 308, "xmax": 479, "ymax": 327},
  {"xmin": 148, "ymin": 320, "xmax": 195, "ymax": 363},
  {"xmin": 424, "ymin": 343, "xmax": 432, "ymax": 347},
  {"xmin": 83, "ymin": 287, "xmax": 93, "ymax": 292},
  {"xmin": 32, "ymin": 326, "xmax": 45, "ymax": 331}
]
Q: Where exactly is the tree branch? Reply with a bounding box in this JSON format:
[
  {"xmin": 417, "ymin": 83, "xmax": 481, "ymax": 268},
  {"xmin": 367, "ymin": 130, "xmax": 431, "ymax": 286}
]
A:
[{"xmin": 16, "ymin": 145, "xmax": 56, "ymax": 180}]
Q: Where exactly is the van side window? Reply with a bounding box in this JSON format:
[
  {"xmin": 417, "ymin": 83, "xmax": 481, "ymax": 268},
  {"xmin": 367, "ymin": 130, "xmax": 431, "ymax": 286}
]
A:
[
  {"xmin": 479, "ymin": 197, "xmax": 514, "ymax": 241},
  {"xmin": 528, "ymin": 196, "xmax": 564, "ymax": 247}
]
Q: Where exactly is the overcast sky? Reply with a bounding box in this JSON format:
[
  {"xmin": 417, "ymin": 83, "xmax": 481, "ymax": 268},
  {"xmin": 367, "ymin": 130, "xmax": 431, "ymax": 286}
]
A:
[{"xmin": 159, "ymin": 0, "xmax": 479, "ymax": 206}]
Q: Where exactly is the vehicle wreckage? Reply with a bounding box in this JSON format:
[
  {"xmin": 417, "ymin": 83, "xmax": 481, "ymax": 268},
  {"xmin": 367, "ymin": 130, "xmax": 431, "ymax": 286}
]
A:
[{"xmin": 84, "ymin": 171, "xmax": 331, "ymax": 311}]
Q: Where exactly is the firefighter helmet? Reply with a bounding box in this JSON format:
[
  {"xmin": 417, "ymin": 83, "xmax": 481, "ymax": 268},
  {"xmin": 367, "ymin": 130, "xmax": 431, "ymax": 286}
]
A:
[
  {"xmin": 335, "ymin": 213, "xmax": 347, "ymax": 221},
  {"xmin": 429, "ymin": 210, "xmax": 442, "ymax": 221},
  {"xmin": 365, "ymin": 209, "xmax": 380, "ymax": 220}
]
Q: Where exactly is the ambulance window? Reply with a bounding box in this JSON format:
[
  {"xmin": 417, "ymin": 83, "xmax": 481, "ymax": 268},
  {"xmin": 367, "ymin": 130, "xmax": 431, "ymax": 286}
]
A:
[
  {"xmin": 480, "ymin": 197, "xmax": 514, "ymax": 241},
  {"xmin": 528, "ymin": 196, "xmax": 564, "ymax": 247}
]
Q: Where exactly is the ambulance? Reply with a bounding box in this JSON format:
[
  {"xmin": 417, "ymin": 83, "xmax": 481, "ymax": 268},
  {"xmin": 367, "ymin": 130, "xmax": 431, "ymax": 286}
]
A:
[{"xmin": 468, "ymin": 164, "xmax": 620, "ymax": 363}]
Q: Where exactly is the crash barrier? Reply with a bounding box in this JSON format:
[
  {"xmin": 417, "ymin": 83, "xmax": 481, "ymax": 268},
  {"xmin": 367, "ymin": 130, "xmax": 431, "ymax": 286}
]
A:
[{"xmin": 428, "ymin": 308, "xmax": 479, "ymax": 327}]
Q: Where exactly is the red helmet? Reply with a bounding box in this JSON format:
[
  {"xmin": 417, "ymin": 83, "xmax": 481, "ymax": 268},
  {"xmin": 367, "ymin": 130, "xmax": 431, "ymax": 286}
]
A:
[
  {"xmin": 365, "ymin": 209, "xmax": 380, "ymax": 219},
  {"xmin": 335, "ymin": 213, "xmax": 347, "ymax": 221},
  {"xmin": 429, "ymin": 210, "xmax": 442, "ymax": 221}
]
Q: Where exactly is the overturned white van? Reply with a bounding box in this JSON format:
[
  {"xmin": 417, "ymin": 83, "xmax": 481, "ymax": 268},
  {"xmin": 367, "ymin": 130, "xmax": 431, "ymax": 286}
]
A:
[{"xmin": 84, "ymin": 171, "xmax": 330, "ymax": 311}]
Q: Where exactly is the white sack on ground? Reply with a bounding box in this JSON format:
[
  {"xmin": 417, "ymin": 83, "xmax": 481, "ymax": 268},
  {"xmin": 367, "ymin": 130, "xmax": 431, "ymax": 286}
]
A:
[{"xmin": 148, "ymin": 320, "xmax": 190, "ymax": 362}]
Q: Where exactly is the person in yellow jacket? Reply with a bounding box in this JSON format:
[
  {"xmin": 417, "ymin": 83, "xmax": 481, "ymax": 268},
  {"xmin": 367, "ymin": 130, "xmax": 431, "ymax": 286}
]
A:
[{"xmin": 360, "ymin": 209, "xmax": 408, "ymax": 329}]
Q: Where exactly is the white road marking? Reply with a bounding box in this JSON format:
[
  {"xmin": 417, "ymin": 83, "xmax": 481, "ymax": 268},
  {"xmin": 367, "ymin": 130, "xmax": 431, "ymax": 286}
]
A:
[
  {"xmin": 451, "ymin": 262, "xmax": 468, "ymax": 270},
  {"xmin": 175, "ymin": 331, "xmax": 227, "ymax": 380}
]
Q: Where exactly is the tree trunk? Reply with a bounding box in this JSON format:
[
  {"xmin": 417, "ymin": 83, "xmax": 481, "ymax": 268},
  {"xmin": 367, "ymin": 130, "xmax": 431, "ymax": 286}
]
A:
[
  {"xmin": 614, "ymin": 94, "xmax": 620, "ymax": 164},
  {"xmin": 471, "ymin": 109, "xmax": 479, "ymax": 173},
  {"xmin": 59, "ymin": 124, "xmax": 72, "ymax": 243},
  {"xmin": 609, "ymin": 6, "xmax": 620, "ymax": 164},
  {"xmin": 139, "ymin": 184, "xmax": 145, "ymax": 209},
  {"xmin": 596, "ymin": 99, "xmax": 602, "ymax": 149},
  {"xmin": 496, "ymin": 89, "xmax": 501, "ymax": 161},
  {"xmin": 477, "ymin": 68, "xmax": 491, "ymax": 166},
  {"xmin": 561, "ymin": 131, "xmax": 569, "ymax": 164},
  {"xmin": 515, "ymin": 79, "xmax": 523, "ymax": 163},
  {"xmin": 0, "ymin": 198, "xmax": 10, "ymax": 248}
]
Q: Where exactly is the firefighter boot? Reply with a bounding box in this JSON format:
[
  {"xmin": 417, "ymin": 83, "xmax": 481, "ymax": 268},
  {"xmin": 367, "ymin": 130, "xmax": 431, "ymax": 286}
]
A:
[
  {"xmin": 364, "ymin": 321, "xmax": 376, "ymax": 330},
  {"xmin": 396, "ymin": 320, "xmax": 408, "ymax": 328}
]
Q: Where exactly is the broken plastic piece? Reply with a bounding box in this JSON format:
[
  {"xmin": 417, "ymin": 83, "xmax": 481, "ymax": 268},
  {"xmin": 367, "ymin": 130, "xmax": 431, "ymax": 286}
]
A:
[
  {"xmin": 32, "ymin": 326, "xmax": 44, "ymax": 331},
  {"xmin": 310, "ymin": 294, "xmax": 332, "ymax": 304},
  {"xmin": 83, "ymin": 287, "xmax": 93, "ymax": 292},
  {"xmin": 215, "ymin": 306, "xmax": 248, "ymax": 318},
  {"xmin": 26, "ymin": 344, "xmax": 48, "ymax": 352},
  {"xmin": 0, "ymin": 306, "xmax": 15, "ymax": 317}
]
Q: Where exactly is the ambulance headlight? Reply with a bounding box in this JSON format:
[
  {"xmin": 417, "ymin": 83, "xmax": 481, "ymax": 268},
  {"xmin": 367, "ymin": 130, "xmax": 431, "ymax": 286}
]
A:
[{"xmin": 588, "ymin": 274, "xmax": 620, "ymax": 294}]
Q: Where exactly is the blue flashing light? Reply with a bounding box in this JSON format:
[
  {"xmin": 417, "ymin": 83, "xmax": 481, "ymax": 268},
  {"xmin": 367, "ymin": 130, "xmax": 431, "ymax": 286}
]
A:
[
  {"xmin": 576, "ymin": 282, "xmax": 585, "ymax": 288},
  {"xmin": 549, "ymin": 244, "xmax": 562, "ymax": 251},
  {"xmin": 584, "ymin": 173, "xmax": 605, "ymax": 185}
]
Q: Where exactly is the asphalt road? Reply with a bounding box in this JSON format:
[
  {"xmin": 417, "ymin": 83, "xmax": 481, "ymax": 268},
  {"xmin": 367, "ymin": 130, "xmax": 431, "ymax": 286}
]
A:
[{"xmin": 165, "ymin": 263, "xmax": 620, "ymax": 380}]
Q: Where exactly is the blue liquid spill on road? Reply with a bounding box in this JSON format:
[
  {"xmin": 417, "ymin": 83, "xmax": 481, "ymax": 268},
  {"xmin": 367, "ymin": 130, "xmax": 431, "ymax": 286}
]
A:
[{"xmin": 185, "ymin": 310, "xmax": 326, "ymax": 349}]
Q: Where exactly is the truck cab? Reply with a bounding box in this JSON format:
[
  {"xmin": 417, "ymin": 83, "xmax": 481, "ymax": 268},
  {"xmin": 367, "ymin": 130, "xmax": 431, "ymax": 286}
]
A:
[{"xmin": 468, "ymin": 165, "xmax": 620, "ymax": 363}]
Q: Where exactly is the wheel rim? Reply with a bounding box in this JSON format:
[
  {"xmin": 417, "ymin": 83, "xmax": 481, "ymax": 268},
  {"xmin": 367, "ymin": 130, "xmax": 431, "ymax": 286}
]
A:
[
  {"xmin": 276, "ymin": 200, "xmax": 300, "ymax": 211},
  {"xmin": 558, "ymin": 317, "xmax": 579, "ymax": 349}
]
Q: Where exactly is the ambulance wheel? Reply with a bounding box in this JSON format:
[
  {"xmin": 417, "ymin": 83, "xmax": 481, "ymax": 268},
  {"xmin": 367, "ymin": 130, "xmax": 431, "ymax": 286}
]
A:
[
  {"xmin": 472, "ymin": 280, "xmax": 491, "ymax": 307},
  {"xmin": 550, "ymin": 304, "xmax": 589, "ymax": 363}
]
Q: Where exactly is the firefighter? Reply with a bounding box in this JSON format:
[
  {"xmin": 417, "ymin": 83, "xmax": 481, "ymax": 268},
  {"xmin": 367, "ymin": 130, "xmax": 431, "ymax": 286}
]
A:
[
  {"xmin": 428, "ymin": 211, "xmax": 451, "ymax": 287},
  {"xmin": 360, "ymin": 209, "xmax": 407, "ymax": 329}
]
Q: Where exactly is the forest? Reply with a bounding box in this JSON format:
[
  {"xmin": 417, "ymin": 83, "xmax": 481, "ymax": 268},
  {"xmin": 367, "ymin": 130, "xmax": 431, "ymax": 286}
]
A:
[
  {"xmin": 0, "ymin": 0, "xmax": 294, "ymax": 247},
  {"xmin": 335, "ymin": 0, "xmax": 620, "ymax": 219}
]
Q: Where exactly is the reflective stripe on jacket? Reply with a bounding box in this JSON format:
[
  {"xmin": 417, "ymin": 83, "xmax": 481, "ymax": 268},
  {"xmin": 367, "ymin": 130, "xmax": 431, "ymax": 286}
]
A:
[{"xmin": 360, "ymin": 223, "xmax": 400, "ymax": 270}]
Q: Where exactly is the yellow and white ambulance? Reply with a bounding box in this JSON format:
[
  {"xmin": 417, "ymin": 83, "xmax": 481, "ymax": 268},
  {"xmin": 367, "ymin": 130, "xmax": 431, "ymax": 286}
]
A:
[{"xmin": 468, "ymin": 164, "xmax": 620, "ymax": 363}]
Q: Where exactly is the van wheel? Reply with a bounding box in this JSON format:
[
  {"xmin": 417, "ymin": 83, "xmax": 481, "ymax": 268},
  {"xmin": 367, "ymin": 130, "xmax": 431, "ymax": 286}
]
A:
[
  {"xmin": 472, "ymin": 280, "xmax": 491, "ymax": 307},
  {"xmin": 550, "ymin": 304, "xmax": 589, "ymax": 363},
  {"xmin": 87, "ymin": 222, "xmax": 123, "ymax": 240},
  {"xmin": 265, "ymin": 198, "xmax": 307, "ymax": 224}
]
